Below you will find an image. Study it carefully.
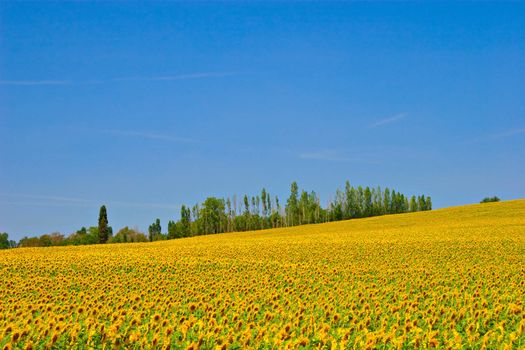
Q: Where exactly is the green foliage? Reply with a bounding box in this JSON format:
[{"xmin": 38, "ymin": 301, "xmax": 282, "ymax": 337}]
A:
[
  {"xmin": 15, "ymin": 182, "xmax": 433, "ymax": 247},
  {"xmin": 109, "ymin": 227, "xmax": 148, "ymax": 243},
  {"xmin": 199, "ymin": 197, "xmax": 227, "ymax": 234},
  {"xmin": 409, "ymin": 196, "xmax": 417, "ymax": 212},
  {"xmin": 18, "ymin": 232, "xmax": 65, "ymax": 247},
  {"xmin": 481, "ymin": 196, "xmax": 500, "ymax": 203},
  {"xmin": 425, "ymin": 196, "xmax": 433, "ymax": 210},
  {"xmin": 98, "ymin": 205, "xmax": 111, "ymax": 244},
  {"xmin": 180, "ymin": 205, "xmax": 192, "ymax": 236},
  {"xmin": 0, "ymin": 232, "xmax": 15, "ymax": 249},
  {"xmin": 148, "ymin": 218, "xmax": 163, "ymax": 241},
  {"xmin": 65, "ymin": 227, "xmax": 99, "ymax": 246},
  {"xmin": 161, "ymin": 181, "xmax": 432, "ymax": 241},
  {"xmin": 285, "ymin": 181, "xmax": 300, "ymax": 226}
]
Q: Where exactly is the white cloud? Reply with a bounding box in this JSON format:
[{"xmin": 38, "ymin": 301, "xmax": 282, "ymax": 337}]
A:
[
  {"xmin": 298, "ymin": 150, "xmax": 378, "ymax": 164},
  {"xmin": 0, "ymin": 80, "xmax": 70, "ymax": 86},
  {"xmin": 0, "ymin": 71, "xmax": 237, "ymax": 86},
  {"xmin": 0, "ymin": 193, "xmax": 179, "ymax": 210},
  {"xmin": 99, "ymin": 129, "xmax": 199, "ymax": 144},
  {"xmin": 491, "ymin": 127, "xmax": 525, "ymax": 139},
  {"xmin": 369, "ymin": 113, "xmax": 407, "ymax": 128},
  {"xmin": 111, "ymin": 71, "xmax": 237, "ymax": 82}
]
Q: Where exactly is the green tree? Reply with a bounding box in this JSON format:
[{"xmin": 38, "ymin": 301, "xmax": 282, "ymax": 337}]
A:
[
  {"xmin": 19, "ymin": 236, "xmax": 41, "ymax": 247},
  {"xmin": 481, "ymin": 196, "xmax": 500, "ymax": 203},
  {"xmin": 39, "ymin": 234, "xmax": 52, "ymax": 247},
  {"xmin": 191, "ymin": 204, "xmax": 202, "ymax": 235},
  {"xmin": 200, "ymin": 197, "xmax": 226, "ymax": 234},
  {"xmin": 110, "ymin": 227, "xmax": 148, "ymax": 243},
  {"xmin": 180, "ymin": 205, "xmax": 192, "ymax": 237},
  {"xmin": 330, "ymin": 189, "xmax": 344, "ymax": 221},
  {"xmin": 356, "ymin": 186, "xmax": 364, "ymax": 217},
  {"xmin": 0, "ymin": 232, "xmax": 10, "ymax": 249},
  {"xmin": 261, "ymin": 188, "xmax": 268, "ymax": 217},
  {"xmin": 285, "ymin": 181, "xmax": 300, "ymax": 226},
  {"xmin": 391, "ymin": 190, "xmax": 399, "ymax": 213},
  {"xmin": 148, "ymin": 218, "xmax": 162, "ymax": 241},
  {"xmin": 383, "ymin": 188, "xmax": 391, "ymax": 214},
  {"xmin": 167, "ymin": 220, "xmax": 178, "ymax": 239},
  {"xmin": 364, "ymin": 187, "xmax": 373, "ymax": 216},
  {"xmin": 66, "ymin": 226, "xmax": 99, "ymax": 245},
  {"xmin": 409, "ymin": 195, "xmax": 417, "ymax": 212},
  {"xmin": 370, "ymin": 186, "xmax": 381, "ymax": 215},
  {"xmin": 425, "ymin": 196, "xmax": 432, "ymax": 210},
  {"xmin": 226, "ymin": 198, "xmax": 233, "ymax": 232},
  {"xmin": 301, "ymin": 192, "xmax": 309, "ymax": 223},
  {"xmin": 418, "ymin": 195, "xmax": 426, "ymax": 211},
  {"xmin": 266, "ymin": 192, "xmax": 272, "ymax": 219},
  {"xmin": 343, "ymin": 181, "xmax": 352, "ymax": 219},
  {"xmin": 271, "ymin": 195, "xmax": 281, "ymax": 228},
  {"xmin": 98, "ymin": 205, "xmax": 111, "ymax": 244},
  {"xmin": 243, "ymin": 195, "xmax": 250, "ymax": 231}
]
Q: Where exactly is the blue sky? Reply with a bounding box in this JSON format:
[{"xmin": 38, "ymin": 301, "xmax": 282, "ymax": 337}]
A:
[{"xmin": 1, "ymin": 2, "xmax": 524, "ymax": 240}]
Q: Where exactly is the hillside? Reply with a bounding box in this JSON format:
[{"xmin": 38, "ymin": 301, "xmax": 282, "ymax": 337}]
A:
[{"xmin": 1, "ymin": 200, "xmax": 524, "ymax": 349}]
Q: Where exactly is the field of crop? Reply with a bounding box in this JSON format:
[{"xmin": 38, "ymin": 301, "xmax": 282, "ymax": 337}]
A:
[{"xmin": 1, "ymin": 200, "xmax": 524, "ymax": 349}]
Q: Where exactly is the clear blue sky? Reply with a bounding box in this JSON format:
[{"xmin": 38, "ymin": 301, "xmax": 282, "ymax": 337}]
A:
[{"xmin": 1, "ymin": 2, "xmax": 524, "ymax": 240}]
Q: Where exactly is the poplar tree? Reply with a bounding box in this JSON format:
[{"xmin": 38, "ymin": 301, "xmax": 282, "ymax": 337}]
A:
[
  {"xmin": 148, "ymin": 218, "xmax": 161, "ymax": 241},
  {"xmin": 418, "ymin": 195, "xmax": 427, "ymax": 211},
  {"xmin": 226, "ymin": 198, "xmax": 233, "ymax": 232},
  {"xmin": 410, "ymin": 195, "xmax": 417, "ymax": 212},
  {"xmin": 364, "ymin": 187, "xmax": 372, "ymax": 216},
  {"xmin": 261, "ymin": 188, "xmax": 268, "ymax": 218},
  {"xmin": 383, "ymin": 188, "xmax": 391, "ymax": 214},
  {"xmin": 286, "ymin": 182, "xmax": 299, "ymax": 226},
  {"xmin": 243, "ymin": 195, "xmax": 250, "ymax": 230},
  {"xmin": 180, "ymin": 205, "xmax": 192, "ymax": 237},
  {"xmin": 167, "ymin": 220, "xmax": 178, "ymax": 239},
  {"xmin": 344, "ymin": 181, "xmax": 352, "ymax": 219},
  {"xmin": 425, "ymin": 196, "xmax": 432, "ymax": 211}
]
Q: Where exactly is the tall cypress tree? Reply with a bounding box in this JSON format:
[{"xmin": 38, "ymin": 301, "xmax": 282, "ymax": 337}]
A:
[{"xmin": 98, "ymin": 205, "xmax": 109, "ymax": 244}]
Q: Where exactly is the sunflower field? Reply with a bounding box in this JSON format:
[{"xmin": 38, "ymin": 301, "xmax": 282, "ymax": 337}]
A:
[{"xmin": 1, "ymin": 200, "xmax": 524, "ymax": 349}]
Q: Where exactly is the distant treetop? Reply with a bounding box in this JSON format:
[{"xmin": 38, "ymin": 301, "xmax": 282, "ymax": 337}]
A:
[{"xmin": 480, "ymin": 196, "xmax": 500, "ymax": 203}]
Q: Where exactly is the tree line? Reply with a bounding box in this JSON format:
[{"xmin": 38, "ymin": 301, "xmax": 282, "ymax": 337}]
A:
[
  {"xmin": 3, "ymin": 181, "xmax": 432, "ymax": 248},
  {"xmin": 161, "ymin": 181, "xmax": 431, "ymax": 240}
]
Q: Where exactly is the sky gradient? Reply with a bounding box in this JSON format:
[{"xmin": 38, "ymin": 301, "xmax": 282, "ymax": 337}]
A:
[{"xmin": 1, "ymin": 2, "xmax": 524, "ymax": 240}]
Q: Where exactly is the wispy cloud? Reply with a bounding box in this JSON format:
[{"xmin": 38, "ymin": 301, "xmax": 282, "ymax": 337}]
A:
[
  {"xmin": 369, "ymin": 113, "xmax": 407, "ymax": 128},
  {"xmin": 298, "ymin": 150, "xmax": 379, "ymax": 164},
  {"xmin": 111, "ymin": 71, "xmax": 237, "ymax": 82},
  {"xmin": 0, "ymin": 193, "xmax": 180, "ymax": 210},
  {"xmin": 0, "ymin": 71, "xmax": 237, "ymax": 86},
  {"xmin": 0, "ymin": 80, "xmax": 71, "ymax": 86},
  {"xmin": 490, "ymin": 127, "xmax": 525, "ymax": 139},
  {"xmin": 99, "ymin": 129, "xmax": 200, "ymax": 144}
]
